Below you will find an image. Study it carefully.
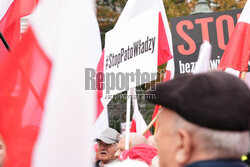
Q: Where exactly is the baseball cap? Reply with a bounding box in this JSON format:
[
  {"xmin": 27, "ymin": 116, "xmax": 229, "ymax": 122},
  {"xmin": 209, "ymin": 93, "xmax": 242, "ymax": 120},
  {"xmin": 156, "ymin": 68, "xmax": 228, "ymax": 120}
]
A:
[{"xmin": 96, "ymin": 128, "xmax": 120, "ymax": 144}]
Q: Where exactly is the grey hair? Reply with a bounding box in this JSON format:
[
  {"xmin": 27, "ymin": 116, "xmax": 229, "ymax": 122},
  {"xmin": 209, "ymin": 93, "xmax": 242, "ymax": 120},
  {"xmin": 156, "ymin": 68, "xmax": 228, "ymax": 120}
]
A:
[
  {"xmin": 173, "ymin": 114, "xmax": 249, "ymax": 158},
  {"xmin": 120, "ymin": 132, "xmax": 148, "ymax": 148}
]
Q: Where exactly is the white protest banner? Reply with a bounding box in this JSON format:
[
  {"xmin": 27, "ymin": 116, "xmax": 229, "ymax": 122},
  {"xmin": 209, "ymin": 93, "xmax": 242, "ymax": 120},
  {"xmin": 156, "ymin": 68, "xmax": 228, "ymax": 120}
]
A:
[{"xmin": 103, "ymin": 8, "xmax": 159, "ymax": 97}]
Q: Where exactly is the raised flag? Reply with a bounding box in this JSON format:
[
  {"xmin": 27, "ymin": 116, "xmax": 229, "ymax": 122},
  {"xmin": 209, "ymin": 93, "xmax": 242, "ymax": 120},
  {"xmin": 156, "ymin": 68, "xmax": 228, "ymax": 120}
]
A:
[
  {"xmin": 93, "ymin": 50, "xmax": 111, "ymax": 139},
  {"xmin": 0, "ymin": 0, "xmax": 101, "ymax": 166},
  {"xmin": 193, "ymin": 41, "xmax": 212, "ymax": 74},
  {"xmin": 218, "ymin": 0, "xmax": 250, "ymax": 73},
  {"xmin": 94, "ymin": 0, "xmax": 174, "ymax": 138},
  {"xmin": 32, "ymin": 0, "xmax": 102, "ymax": 165},
  {"xmin": 0, "ymin": 20, "xmax": 51, "ymax": 167},
  {"xmin": 0, "ymin": 0, "xmax": 20, "ymax": 56},
  {"xmin": 130, "ymin": 88, "xmax": 151, "ymax": 138},
  {"xmin": 114, "ymin": 0, "xmax": 173, "ymax": 66},
  {"xmin": 117, "ymin": 0, "xmax": 175, "ymax": 134}
]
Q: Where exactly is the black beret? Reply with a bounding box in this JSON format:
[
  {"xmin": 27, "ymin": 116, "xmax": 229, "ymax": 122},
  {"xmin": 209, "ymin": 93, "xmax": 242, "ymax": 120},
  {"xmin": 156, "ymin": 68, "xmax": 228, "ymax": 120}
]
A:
[{"xmin": 147, "ymin": 71, "xmax": 250, "ymax": 131}]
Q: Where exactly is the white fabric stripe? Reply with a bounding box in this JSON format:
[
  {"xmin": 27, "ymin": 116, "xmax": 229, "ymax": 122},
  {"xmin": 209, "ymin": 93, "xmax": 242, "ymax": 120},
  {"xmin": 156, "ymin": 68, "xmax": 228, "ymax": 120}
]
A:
[
  {"xmin": 0, "ymin": 0, "xmax": 14, "ymax": 21},
  {"xmin": 131, "ymin": 88, "xmax": 147, "ymax": 134},
  {"xmin": 93, "ymin": 109, "xmax": 109, "ymax": 139},
  {"xmin": 31, "ymin": 0, "xmax": 101, "ymax": 166},
  {"xmin": 193, "ymin": 41, "xmax": 212, "ymax": 74},
  {"xmin": 238, "ymin": 0, "xmax": 250, "ymax": 24},
  {"xmin": 225, "ymin": 68, "xmax": 240, "ymax": 77}
]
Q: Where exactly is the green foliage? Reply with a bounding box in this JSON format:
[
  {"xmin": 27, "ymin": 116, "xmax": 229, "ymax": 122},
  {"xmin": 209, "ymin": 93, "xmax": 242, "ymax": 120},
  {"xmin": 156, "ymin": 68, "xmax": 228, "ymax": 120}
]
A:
[
  {"xmin": 96, "ymin": 0, "xmax": 246, "ymax": 48},
  {"xmin": 211, "ymin": 0, "xmax": 247, "ymax": 11}
]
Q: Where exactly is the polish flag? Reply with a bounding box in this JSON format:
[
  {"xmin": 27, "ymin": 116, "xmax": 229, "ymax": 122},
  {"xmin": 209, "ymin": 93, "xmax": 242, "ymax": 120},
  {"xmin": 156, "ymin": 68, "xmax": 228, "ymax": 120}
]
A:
[
  {"xmin": 0, "ymin": 0, "xmax": 38, "ymax": 57},
  {"xmin": 93, "ymin": 51, "xmax": 111, "ymax": 139},
  {"xmin": 93, "ymin": 0, "xmax": 173, "ymax": 138},
  {"xmin": 115, "ymin": 0, "xmax": 173, "ymax": 135},
  {"xmin": 0, "ymin": 0, "xmax": 101, "ymax": 166},
  {"xmin": 130, "ymin": 88, "xmax": 151, "ymax": 138},
  {"xmin": 0, "ymin": 0, "xmax": 20, "ymax": 56},
  {"xmin": 218, "ymin": 0, "xmax": 250, "ymax": 83},
  {"xmin": 114, "ymin": 0, "xmax": 173, "ymax": 66}
]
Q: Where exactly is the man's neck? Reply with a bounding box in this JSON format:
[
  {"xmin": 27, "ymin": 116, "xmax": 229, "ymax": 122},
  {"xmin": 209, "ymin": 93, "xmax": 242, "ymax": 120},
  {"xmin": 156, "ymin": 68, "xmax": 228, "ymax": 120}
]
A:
[
  {"xmin": 185, "ymin": 159, "xmax": 244, "ymax": 167},
  {"xmin": 186, "ymin": 150, "xmax": 241, "ymax": 165}
]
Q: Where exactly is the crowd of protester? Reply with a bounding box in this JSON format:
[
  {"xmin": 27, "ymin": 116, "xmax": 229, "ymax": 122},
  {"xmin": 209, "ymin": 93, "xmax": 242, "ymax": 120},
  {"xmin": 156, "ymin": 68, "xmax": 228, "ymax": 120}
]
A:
[
  {"xmin": 95, "ymin": 71, "xmax": 250, "ymax": 167},
  {"xmin": 0, "ymin": 72, "xmax": 249, "ymax": 167}
]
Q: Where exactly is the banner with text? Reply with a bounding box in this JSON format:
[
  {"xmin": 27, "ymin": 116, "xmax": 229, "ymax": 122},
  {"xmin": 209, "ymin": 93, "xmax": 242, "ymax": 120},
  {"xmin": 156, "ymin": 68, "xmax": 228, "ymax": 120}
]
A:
[
  {"xmin": 170, "ymin": 9, "xmax": 247, "ymax": 75},
  {"xmin": 104, "ymin": 8, "xmax": 159, "ymax": 96}
]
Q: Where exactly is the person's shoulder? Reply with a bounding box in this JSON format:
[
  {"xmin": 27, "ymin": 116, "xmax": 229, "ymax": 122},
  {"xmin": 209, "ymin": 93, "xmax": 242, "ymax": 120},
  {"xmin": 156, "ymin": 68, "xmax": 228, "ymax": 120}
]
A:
[{"xmin": 95, "ymin": 160, "xmax": 101, "ymax": 167}]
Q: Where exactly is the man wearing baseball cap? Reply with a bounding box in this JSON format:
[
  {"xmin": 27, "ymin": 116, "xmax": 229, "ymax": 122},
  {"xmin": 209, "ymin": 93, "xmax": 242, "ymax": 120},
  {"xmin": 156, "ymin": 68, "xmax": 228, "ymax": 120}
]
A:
[
  {"xmin": 146, "ymin": 71, "xmax": 250, "ymax": 167},
  {"xmin": 95, "ymin": 128, "xmax": 120, "ymax": 167}
]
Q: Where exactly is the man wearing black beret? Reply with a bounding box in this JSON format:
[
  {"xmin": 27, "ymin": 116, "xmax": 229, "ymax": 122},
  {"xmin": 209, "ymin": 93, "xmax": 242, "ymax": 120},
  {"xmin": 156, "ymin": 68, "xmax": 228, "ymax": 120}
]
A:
[{"xmin": 147, "ymin": 71, "xmax": 250, "ymax": 167}]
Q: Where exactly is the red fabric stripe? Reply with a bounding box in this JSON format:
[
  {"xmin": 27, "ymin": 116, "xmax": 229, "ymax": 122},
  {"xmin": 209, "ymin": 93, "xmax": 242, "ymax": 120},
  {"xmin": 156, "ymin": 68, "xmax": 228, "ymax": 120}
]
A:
[
  {"xmin": 21, "ymin": 0, "xmax": 39, "ymax": 17},
  {"xmin": 152, "ymin": 105, "xmax": 159, "ymax": 128},
  {"xmin": 130, "ymin": 119, "xmax": 151, "ymax": 138},
  {"xmin": 218, "ymin": 22, "xmax": 250, "ymax": 72},
  {"xmin": 158, "ymin": 12, "xmax": 172, "ymax": 66},
  {"xmin": 163, "ymin": 70, "xmax": 171, "ymax": 82},
  {"xmin": 96, "ymin": 50, "xmax": 105, "ymax": 119},
  {"xmin": 130, "ymin": 119, "xmax": 137, "ymax": 133},
  {"xmin": 0, "ymin": 0, "xmax": 21, "ymax": 57},
  {"xmin": 0, "ymin": 27, "xmax": 51, "ymax": 166},
  {"xmin": 144, "ymin": 130, "xmax": 152, "ymax": 138}
]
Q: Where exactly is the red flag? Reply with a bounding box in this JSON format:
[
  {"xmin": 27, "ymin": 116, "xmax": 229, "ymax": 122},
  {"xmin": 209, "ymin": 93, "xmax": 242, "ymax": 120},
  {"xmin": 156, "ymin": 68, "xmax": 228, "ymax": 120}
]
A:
[
  {"xmin": 0, "ymin": 0, "xmax": 21, "ymax": 56},
  {"xmin": 218, "ymin": 0, "xmax": 250, "ymax": 72},
  {"xmin": 158, "ymin": 12, "xmax": 172, "ymax": 66},
  {"xmin": 0, "ymin": 27, "xmax": 52, "ymax": 166}
]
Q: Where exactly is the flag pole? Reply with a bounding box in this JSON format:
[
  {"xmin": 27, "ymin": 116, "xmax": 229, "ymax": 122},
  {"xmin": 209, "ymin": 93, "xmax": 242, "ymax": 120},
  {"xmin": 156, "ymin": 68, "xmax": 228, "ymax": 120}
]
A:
[
  {"xmin": 142, "ymin": 108, "xmax": 162, "ymax": 136},
  {"xmin": 125, "ymin": 89, "xmax": 131, "ymax": 150},
  {"xmin": 241, "ymin": 71, "xmax": 247, "ymax": 80},
  {"xmin": 0, "ymin": 32, "xmax": 10, "ymax": 51}
]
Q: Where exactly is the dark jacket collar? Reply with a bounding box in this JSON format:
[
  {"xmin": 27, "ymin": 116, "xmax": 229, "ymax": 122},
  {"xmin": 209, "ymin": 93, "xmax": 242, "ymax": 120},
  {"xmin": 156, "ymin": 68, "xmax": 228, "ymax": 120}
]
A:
[{"xmin": 185, "ymin": 159, "xmax": 248, "ymax": 167}]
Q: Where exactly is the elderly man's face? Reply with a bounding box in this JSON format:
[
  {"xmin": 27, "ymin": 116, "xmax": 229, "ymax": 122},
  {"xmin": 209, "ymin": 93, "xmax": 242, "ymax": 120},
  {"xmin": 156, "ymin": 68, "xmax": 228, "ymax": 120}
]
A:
[
  {"xmin": 155, "ymin": 108, "xmax": 181, "ymax": 167},
  {"xmin": 0, "ymin": 138, "xmax": 6, "ymax": 167},
  {"xmin": 97, "ymin": 141, "xmax": 117, "ymax": 164}
]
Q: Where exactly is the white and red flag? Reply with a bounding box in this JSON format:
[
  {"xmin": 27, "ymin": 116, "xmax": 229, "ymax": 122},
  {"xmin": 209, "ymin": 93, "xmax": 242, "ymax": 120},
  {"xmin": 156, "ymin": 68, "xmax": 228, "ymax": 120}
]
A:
[
  {"xmin": 0, "ymin": 0, "xmax": 20, "ymax": 56},
  {"xmin": 0, "ymin": 0, "xmax": 38, "ymax": 56},
  {"xmin": 94, "ymin": 0, "xmax": 173, "ymax": 138},
  {"xmin": 93, "ymin": 50, "xmax": 111, "ymax": 139},
  {"xmin": 0, "ymin": 0, "xmax": 101, "ymax": 166},
  {"xmin": 218, "ymin": 0, "xmax": 250, "ymax": 83},
  {"xmin": 130, "ymin": 88, "xmax": 152, "ymax": 138}
]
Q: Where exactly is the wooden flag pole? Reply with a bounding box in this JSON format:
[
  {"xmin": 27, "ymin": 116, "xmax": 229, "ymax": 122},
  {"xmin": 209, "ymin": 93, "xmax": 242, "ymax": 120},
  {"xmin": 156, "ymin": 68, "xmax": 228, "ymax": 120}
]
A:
[
  {"xmin": 0, "ymin": 32, "xmax": 10, "ymax": 51},
  {"xmin": 241, "ymin": 71, "xmax": 247, "ymax": 81},
  {"xmin": 125, "ymin": 89, "xmax": 131, "ymax": 150},
  {"xmin": 142, "ymin": 108, "xmax": 162, "ymax": 136}
]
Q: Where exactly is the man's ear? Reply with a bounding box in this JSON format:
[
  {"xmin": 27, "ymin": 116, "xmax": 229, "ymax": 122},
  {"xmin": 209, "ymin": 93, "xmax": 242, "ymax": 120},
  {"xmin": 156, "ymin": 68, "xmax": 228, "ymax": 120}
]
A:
[{"xmin": 175, "ymin": 129, "xmax": 192, "ymax": 165}]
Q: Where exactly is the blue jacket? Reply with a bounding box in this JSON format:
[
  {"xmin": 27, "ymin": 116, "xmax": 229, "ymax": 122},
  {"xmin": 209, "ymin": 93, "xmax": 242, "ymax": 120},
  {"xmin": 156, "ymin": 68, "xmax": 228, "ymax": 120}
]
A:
[{"xmin": 185, "ymin": 159, "xmax": 248, "ymax": 167}]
